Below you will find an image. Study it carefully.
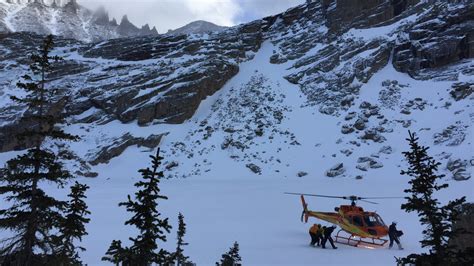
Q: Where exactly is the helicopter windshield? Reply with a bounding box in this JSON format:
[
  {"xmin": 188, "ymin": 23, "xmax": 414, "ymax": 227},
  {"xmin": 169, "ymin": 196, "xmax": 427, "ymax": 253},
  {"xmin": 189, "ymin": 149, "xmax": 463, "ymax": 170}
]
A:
[{"xmin": 364, "ymin": 213, "xmax": 385, "ymax": 227}]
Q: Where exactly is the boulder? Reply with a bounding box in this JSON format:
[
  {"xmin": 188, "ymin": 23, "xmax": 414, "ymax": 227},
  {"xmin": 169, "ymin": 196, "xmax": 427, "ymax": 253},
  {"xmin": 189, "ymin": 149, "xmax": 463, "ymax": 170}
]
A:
[{"xmin": 326, "ymin": 163, "xmax": 345, "ymax": 177}]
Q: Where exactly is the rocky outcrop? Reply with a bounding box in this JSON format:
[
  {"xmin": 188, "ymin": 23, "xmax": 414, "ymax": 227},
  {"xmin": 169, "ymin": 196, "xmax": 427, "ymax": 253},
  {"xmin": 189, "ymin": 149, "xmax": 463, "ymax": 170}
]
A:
[
  {"xmin": 393, "ymin": 2, "xmax": 474, "ymax": 75},
  {"xmin": 89, "ymin": 133, "xmax": 166, "ymax": 165},
  {"xmin": 0, "ymin": 97, "xmax": 68, "ymax": 152},
  {"xmin": 450, "ymin": 82, "xmax": 473, "ymax": 101},
  {"xmin": 326, "ymin": 163, "xmax": 345, "ymax": 177}
]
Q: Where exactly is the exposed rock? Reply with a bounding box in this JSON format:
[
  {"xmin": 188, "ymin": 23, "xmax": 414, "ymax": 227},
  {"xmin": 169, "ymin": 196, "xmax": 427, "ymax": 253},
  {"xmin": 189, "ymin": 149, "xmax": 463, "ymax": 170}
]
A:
[
  {"xmin": 447, "ymin": 159, "xmax": 471, "ymax": 181},
  {"xmin": 433, "ymin": 122, "xmax": 467, "ymax": 146},
  {"xmin": 298, "ymin": 171, "xmax": 308, "ymax": 177},
  {"xmin": 379, "ymin": 146, "xmax": 393, "ymax": 154},
  {"xmin": 360, "ymin": 129, "xmax": 386, "ymax": 143},
  {"xmin": 0, "ymin": 97, "xmax": 68, "ymax": 152},
  {"xmin": 450, "ymin": 82, "xmax": 473, "ymax": 101},
  {"xmin": 354, "ymin": 118, "xmax": 366, "ymax": 131},
  {"xmin": 341, "ymin": 124, "xmax": 354, "ymax": 134},
  {"xmin": 345, "ymin": 112, "xmax": 357, "ymax": 121},
  {"xmin": 393, "ymin": 2, "xmax": 474, "ymax": 75},
  {"xmin": 326, "ymin": 163, "xmax": 345, "ymax": 177},
  {"xmin": 246, "ymin": 163, "xmax": 262, "ymax": 174},
  {"xmin": 166, "ymin": 161, "xmax": 179, "ymax": 170},
  {"xmin": 89, "ymin": 133, "xmax": 166, "ymax": 165}
]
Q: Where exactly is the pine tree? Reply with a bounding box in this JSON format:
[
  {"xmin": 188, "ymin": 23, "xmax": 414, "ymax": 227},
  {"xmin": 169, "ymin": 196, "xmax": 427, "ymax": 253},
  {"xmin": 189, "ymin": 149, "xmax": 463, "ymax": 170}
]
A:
[
  {"xmin": 0, "ymin": 35, "xmax": 79, "ymax": 265},
  {"xmin": 172, "ymin": 212, "xmax": 192, "ymax": 266},
  {"xmin": 102, "ymin": 148, "xmax": 172, "ymax": 265},
  {"xmin": 398, "ymin": 131, "xmax": 467, "ymax": 265},
  {"xmin": 52, "ymin": 182, "xmax": 91, "ymax": 265},
  {"xmin": 216, "ymin": 242, "xmax": 242, "ymax": 266}
]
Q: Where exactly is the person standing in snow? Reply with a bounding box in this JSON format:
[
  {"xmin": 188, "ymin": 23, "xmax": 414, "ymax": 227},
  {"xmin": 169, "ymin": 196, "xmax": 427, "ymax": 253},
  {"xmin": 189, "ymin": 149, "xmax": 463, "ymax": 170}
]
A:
[
  {"xmin": 321, "ymin": 225, "xmax": 338, "ymax": 249},
  {"xmin": 309, "ymin": 224, "xmax": 320, "ymax": 246},
  {"xmin": 388, "ymin": 221, "xmax": 403, "ymax": 250}
]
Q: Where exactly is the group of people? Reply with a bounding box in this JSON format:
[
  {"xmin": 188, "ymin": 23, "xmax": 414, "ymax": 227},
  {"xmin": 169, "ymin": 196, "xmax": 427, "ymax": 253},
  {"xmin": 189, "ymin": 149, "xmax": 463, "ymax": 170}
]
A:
[
  {"xmin": 308, "ymin": 221, "xmax": 403, "ymax": 250},
  {"xmin": 309, "ymin": 224, "xmax": 338, "ymax": 249}
]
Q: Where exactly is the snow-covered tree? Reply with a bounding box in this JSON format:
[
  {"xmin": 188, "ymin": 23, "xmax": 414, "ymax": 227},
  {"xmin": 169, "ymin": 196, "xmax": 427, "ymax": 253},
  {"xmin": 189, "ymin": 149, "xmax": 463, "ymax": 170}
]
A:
[
  {"xmin": 0, "ymin": 34, "xmax": 79, "ymax": 265},
  {"xmin": 398, "ymin": 131, "xmax": 467, "ymax": 265},
  {"xmin": 216, "ymin": 242, "xmax": 241, "ymax": 266},
  {"xmin": 102, "ymin": 148, "xmax": 172, "ymax": 265}
]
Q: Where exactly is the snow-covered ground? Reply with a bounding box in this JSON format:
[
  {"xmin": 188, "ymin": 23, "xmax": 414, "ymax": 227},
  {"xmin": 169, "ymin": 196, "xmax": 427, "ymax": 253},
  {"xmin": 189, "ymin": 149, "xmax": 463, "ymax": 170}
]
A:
[{"xmin": 0, "ymin": 39, "xmax": 472, "ymax": 265}]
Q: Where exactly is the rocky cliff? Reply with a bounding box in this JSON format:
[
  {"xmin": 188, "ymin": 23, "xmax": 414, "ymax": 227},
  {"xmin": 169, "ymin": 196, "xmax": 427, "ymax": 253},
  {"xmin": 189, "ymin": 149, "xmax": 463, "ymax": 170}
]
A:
[{"xmin": 0, "ymin": 0, "xmax": 472, "ymax": 179}]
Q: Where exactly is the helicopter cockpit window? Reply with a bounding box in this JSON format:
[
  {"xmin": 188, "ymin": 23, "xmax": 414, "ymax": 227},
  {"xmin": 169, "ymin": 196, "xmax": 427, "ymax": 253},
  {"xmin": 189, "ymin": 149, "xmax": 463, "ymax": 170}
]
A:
[
  {"xmin": 364, "ymin": 214, "xmax": 384, "ymax": 227},
  {"xmin": 352, "ymin": 216, "xmax": 364, "ymax": 226}
]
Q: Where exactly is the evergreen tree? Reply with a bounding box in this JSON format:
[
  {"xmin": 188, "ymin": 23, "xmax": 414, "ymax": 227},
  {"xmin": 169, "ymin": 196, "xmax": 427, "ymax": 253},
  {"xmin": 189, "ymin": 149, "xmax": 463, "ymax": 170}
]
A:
[
  {"xmin": 103, "ymin": 240, "xmax": 133, "ymax": 266},
  {"xmin": 172, "ymin": 212, "xmax": 192, "ymax": 266},
  {"xmin": 216, "ymin": 242, "xmax": 241, "ymax": 266},
  {"xmin": 52, "ymin": 182, "xmax": 91, "ymax": 265},
  {"xmin": 102, "ymin": 148, "xmax": 172, "ymax": 265},
  {"xmin": 398, "ymin": 131, "xmax": 467, "ymax": 265},
  {"xmin": 0, "ymin": 35, "xmax": 79, "ymax": 265}
]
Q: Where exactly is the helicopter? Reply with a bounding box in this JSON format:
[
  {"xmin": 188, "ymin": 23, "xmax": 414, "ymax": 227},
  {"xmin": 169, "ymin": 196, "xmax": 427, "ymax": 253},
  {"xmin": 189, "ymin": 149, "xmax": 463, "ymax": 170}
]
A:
[{"xmin": 285, "ymin": 192, "xmax": 402, "ymax": 248}]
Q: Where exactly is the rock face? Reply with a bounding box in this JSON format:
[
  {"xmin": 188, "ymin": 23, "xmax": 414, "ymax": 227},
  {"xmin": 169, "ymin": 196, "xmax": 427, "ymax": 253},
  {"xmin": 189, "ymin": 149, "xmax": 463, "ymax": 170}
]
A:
[
  {"xmin": 0, "ymin": 0, "xmax": 472, "ymax": 176},
  {"xmin": 0, "ymin": 19, "xmax": 264, "ymax": 157},
  {"xmin": 393, "ymin": 2, "xmax": 474, "ymax": 76},
  {"xmin": 0, "ymin": 0, "xmax": 158, "ymax": 42},
  {"xmin": 89, "ymin": 133, "xmax": 165, "ymax": 165}
]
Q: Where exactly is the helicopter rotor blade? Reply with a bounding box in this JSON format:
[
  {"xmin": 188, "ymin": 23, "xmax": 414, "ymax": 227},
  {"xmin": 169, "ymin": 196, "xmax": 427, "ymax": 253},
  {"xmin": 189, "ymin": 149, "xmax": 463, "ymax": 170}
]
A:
[
  {"xmin": 284, "ymin": 192, "xmax": 347, "ymax": 199},
  {"xmin": 358, "ymin": 196, "xmax": 404, "ymax": 200},
  {"xmin": 359, "ymin": 199, "xmax": 379, "ymax": 205}
]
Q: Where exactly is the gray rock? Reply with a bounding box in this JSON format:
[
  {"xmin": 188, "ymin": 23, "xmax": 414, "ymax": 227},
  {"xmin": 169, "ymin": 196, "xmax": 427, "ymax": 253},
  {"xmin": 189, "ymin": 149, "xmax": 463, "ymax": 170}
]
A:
[
  {"xmin": 369, "ymin": 160, "xmax": 384, "ymax": 169},
  {"xmin": 298, "ymin": 171, "xmax": 308, "ymax": 177},
  {"xmin": 447, "ymin": 159, "xmax": 471, "ymax": 181},
  {"xmin": 345, "ymin": 112, "xmax": 357, "ymax": 121},
  {"xmin": 379, "ymin": 146, "xmax": 393, "ymax": 154},
  {"xmin": 326, "ymin": 163, "xmax": 345, "ymax": 177},
  {"xmin": 354, "ymin": 118, "xmax": 366, "ymax": 131},
  {"xmin": 433, "ymin": 122, "xmax": 467, "ymax": 146},
  {"xmin": 341, "ymin": 124, "xmax": 355, "ymax": 134},
  {"xmin": 361, "ymin": 129, "xmax": 386, "ymax": 143},
  {"xmin": 89, "ymin": 133, "xmax": 165, "ymax": 165},
  {"xmin": 450, "ymin": 82, "xmax": 473, "ymax": 101},
  {"xmin": 246, "ymin": 163, "xmax": 262, "ymax": 174}
]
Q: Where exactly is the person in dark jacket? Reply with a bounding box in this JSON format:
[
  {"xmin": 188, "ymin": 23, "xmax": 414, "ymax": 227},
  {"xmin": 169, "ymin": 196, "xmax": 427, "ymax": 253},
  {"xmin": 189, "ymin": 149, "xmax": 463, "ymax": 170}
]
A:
[
  {"xmin": 388, "ymin": 221, "xmax": 403, "ymax": 250},
  {"xmin": 321, "ymin": 225, "xmax": 338, "ymax": 249}
]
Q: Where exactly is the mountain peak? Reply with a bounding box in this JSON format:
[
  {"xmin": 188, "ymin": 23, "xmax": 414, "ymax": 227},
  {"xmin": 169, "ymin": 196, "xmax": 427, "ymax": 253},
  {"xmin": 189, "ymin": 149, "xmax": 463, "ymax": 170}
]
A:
[{"xmin": 168, "ymin": 20, "xmax": 226, "ymax": 35}]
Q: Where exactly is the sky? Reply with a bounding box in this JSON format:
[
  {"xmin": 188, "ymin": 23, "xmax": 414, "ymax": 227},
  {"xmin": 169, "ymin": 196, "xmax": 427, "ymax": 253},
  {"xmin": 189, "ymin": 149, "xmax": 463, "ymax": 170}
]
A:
[{"xmin": 78, "ymin": 0, "xmax": 304, "ymax": 33}]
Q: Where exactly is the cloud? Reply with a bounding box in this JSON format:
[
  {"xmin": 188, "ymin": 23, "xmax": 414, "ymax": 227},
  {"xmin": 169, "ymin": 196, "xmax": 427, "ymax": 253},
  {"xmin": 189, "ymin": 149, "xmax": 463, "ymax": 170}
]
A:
[{"xmin": 78, "ymin": 0, "xmax": 302, "ymax": 33}]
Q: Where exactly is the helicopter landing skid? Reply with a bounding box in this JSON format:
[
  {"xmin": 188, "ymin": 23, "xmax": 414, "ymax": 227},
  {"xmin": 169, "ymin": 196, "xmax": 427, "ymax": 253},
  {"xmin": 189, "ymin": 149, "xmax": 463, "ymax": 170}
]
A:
[{"xmin": 334, "ymin": 230, "xmax": 388, "ymax": 248}]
